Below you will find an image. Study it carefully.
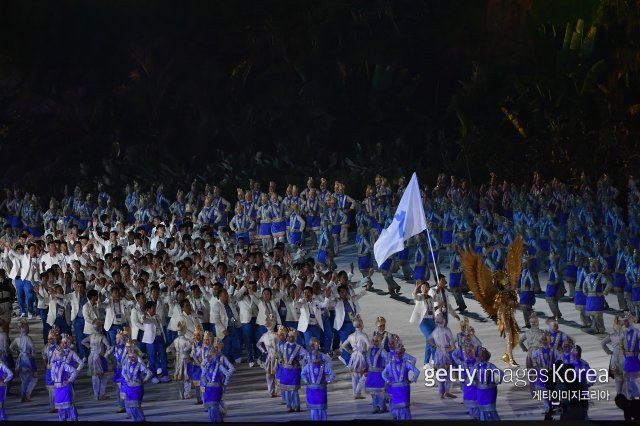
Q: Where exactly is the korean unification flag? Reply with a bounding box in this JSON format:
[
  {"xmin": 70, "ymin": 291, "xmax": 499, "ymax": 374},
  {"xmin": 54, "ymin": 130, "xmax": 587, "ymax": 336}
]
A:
[{"xmin": 373, "ymin": 172, "xmax": 427, "ymax": 266}]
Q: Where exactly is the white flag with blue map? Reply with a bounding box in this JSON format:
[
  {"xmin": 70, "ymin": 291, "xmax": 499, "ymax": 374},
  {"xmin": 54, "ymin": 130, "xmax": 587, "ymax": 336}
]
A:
[{"xmin": 373, "ymin": 172, "xmax": 427, "ymax": 266}]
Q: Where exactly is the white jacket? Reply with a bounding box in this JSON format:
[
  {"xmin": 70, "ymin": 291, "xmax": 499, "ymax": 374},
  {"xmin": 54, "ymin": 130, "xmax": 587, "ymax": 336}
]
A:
[
  {"xmin": 82, "ymin": 301, "xmax": 100, "ymax": 334},
  {"xmin": 232, "ymin": 287, "xmax": 257, "ymax": 324},
  {"xmin": 170, "ymin": 312, "xmax": 202, "ymax": 341},
  {"xmin": 46, "ymin": 295, "xmax": 72, "ymax": 327},
  {"xmin": 102, "ymin": 299, "xmax": 131, "ymax": 332},
  {"xmin": 296, "ymin": 297, "xmax": 331, "ymax": 332},
  {"xmin": 7, "ymin": 251, "xmax": 40, "ymax": 281},
  {"xmin": 68, "ymin": 291, "xmax": 86, "ymax": 321},
  {"xmin": 409, "ymin": 293, "xmax": 434, "ymax": 325},
  {"xmin": 130, "ymin": 305, "xmax": 145, "ymax": 339},
  {"xmin": 188, "ymin": 296, "xmax": 211, "ymax": 324},
  {"xmin": 141, "ymin": 315, "xmax": 166, "ymax": 344},
  {"xmin": 332, "ymin": 286, "xmax": 368, "ymax": 330},
  {"xmin": 210, "ymin": 299, "xmax": 241, "ymax": 338},
  {"xmin": 41, "ymin": 252, "xmax": 68, "ymax": 273},
  {"xmin": 250, "ymin": 292, "xmax": 284, "ymax": 326}
]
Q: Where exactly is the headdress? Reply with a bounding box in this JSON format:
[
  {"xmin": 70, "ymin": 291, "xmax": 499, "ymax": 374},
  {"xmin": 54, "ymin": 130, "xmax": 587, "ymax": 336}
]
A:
[
  {"xmin": 308, "ymin": 337, "xmax": 320, "ymax": 349},
  {"xmin": 613, "ymin": 316, "xmax": 623, "ymax": 332},
  {"xmin": 478, "ymin": 347, "xmax": 491, "ymax": 361},
  {"xmin": 117, "ymin": 327, "xmax": 131, "ymax": 339},
  {"xmin": 375, "ymin": 316, "xmax": 386, "ymax": 327},
  {"xmin": 459, "ymin": 316, "xmax": 469, "ymax": 331},
  {"xmin": 19, "ymin": 318, "xmax": 29, "ymax": 329},
  {"xmin": 48, "ymin": 327, "xmax": 60, "ymax": 341},
  {"xmin": 562, "ymin": 336, "xmax": 575, "ymax": 349},
  {"xmin": 287, "ymin": 327, "xmax": 298, "ymax": 338},
  {"xmin": 352, "ymin": 314, "xmax": 363, "ymax": 328},
  {"xmin": 194, "ymin": 325, "xmax": 204, "ymax": 338},
  {"xmin": 176, "ymin": 320, "xmax": 187, "ymax": 335},
  {"xmin": 277, "ymin": 325, "xmax": 287, "ymax": 338},
  {"xmin": 213, "ymin": 337, "xmax": 224, "ymax": 349},
  {"xmin": 624, "ymin": 311, "xmax": 637, "ymax": 323},
  {"xmin": 265, "ymin": 317, "xmax": 276, "ymax": 330},
  {"xmin": 203, "ymin": 331, "xmax": 214, "ymax": 342}
]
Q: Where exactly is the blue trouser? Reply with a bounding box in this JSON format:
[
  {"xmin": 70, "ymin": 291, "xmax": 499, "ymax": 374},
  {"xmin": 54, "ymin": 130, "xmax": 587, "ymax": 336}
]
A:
[
  {"xmin": 338, "ymin": 321, "xmax": 355, "ymax": 364},
  {"xmin": 146, "ymin": 335, "xmax": 168, "ymax": 378},
  {"xmin": 165, "ymin": 322, "xmax": 177, "ymax": 344},
  {"xmin": 329, "ymin": 310, "xmax": 340, "ymax": 350},
  {"xmin": 303, "ymin": 324, "xmax": 323, "ymax": 350},
  {"xmin": 15, "ymin": 279, "xmax": 35, "ymax": 316},
  {"xmin": 419, "ymin": 317, "xmax": 436, "ymax": 364},
  {"xmin": 54, "ymin": 316, "xmax": 70, "ymax": 335},
  {"xmin": 136, "ymin": 330, "xmax": 146, "ymax": 354},
  {"xmin": 242, "ymin": 322, "xmax": 257, "ymax": 363},
  {"xmin": 202, "ymin": 322, "xmax": 214, "ymax": 333},
  {"xmin": 321, "ymin": 315, "xmax": 333, "ymax": 353},
  {"xmin": 107, "ymin": 324, "xmax": 123, "ymax": 347},
  {"xmin": 72, "ymin": 318, "xmax": 87, "ymax": 359},
  {"xmin": 39, "ymin": 307, "xmax": 50, "ymax": 345},
  {"xmin": 222, "ymin": 326, "xmax": 242, "ymax": 362}
]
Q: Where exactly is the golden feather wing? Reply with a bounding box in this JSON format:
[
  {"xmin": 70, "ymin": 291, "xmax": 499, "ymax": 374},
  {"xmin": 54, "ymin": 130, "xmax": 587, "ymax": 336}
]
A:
[
  {"xmin": 505, "ymin": 233, "xmax": 524, "ymax": 291},
  {"xmin": 458, "ymin": 246, "xmax": 498, "ymax": 317}
]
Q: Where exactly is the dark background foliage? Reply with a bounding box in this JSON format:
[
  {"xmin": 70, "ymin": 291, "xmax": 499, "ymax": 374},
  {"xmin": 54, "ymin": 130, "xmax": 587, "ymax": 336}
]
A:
[{"xmin": 0, "ymin": 0, "xmax": 639, "ymax": 201}]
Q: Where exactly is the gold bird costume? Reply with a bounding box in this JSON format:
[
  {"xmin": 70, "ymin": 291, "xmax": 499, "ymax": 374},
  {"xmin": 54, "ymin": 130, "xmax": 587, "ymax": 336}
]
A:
[{"xmin": 458, "ymin": 233, "xmax": 523, "ymax": 366}]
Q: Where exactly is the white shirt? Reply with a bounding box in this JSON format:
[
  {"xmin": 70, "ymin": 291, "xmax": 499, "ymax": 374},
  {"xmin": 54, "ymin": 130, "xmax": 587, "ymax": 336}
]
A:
[{"xmin": 41, "ymin": 252, "xmax": 68, "ymax": 273}]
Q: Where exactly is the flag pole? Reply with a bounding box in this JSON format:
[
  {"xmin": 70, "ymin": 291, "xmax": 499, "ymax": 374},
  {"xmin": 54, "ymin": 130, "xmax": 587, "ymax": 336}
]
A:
[{"xmin": 424, "ymin": 221, "xmax": 440, "ymax": 284}]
